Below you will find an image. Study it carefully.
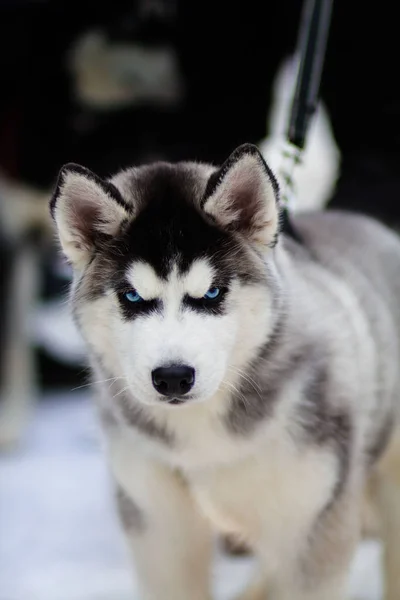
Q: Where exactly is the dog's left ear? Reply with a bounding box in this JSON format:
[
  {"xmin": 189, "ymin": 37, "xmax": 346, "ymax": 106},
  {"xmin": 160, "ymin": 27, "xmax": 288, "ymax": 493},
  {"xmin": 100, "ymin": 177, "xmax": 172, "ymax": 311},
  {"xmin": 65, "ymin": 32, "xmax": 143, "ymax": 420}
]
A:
[
  {"xmin": 50, "ymin": 163, "xmax": 131, "ymax": 268},
  {"xmin": 202, "ymin": 144, "xmax": 280, "ymax": 247}
]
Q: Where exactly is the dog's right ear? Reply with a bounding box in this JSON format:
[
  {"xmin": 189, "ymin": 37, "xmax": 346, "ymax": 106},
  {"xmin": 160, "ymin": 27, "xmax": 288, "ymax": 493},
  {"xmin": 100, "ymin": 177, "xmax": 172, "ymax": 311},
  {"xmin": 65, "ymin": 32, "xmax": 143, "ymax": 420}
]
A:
[{"xmin": 50, "ymin": 163, "xmax": 131, "ymax": 269}]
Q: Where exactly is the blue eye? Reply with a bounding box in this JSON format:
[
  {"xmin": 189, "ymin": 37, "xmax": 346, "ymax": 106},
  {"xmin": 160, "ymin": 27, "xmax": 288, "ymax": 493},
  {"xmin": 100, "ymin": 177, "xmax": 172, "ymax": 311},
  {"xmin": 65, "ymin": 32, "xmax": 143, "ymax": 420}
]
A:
[
  {"xmin": 125, "ymin": 290, "xmax": 143, "ymax": 303},
  {"xmin": 204, "ymin": 287, "xmax": 220, "ymax": 300}
]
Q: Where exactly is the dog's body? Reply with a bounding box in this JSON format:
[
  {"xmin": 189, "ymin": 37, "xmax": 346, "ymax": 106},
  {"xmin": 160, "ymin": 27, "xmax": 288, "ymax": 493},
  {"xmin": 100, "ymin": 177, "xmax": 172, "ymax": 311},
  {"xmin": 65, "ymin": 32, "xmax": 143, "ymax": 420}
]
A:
[{"xmin": 52, "ymin": 145, "xmax": 400, "ymax": 600}]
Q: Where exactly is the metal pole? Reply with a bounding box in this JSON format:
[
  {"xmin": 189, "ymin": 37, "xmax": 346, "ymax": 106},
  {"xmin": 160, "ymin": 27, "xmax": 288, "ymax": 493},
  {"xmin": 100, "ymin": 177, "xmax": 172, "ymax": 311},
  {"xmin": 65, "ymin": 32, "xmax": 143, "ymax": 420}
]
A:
[
  {"xmin": 288, "ymin": 0, "xmax": 334, "ymax": 150},
  {"xmin": 279, "ymin": 0, "xmax": 333, "ymax": 214}
]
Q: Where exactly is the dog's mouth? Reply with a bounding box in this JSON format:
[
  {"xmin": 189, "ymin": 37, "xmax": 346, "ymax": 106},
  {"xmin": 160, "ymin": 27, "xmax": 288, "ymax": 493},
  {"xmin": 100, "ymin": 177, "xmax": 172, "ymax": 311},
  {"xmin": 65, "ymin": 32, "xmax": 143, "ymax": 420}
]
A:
[{"xmin": 167, "ymin": 395, "xmax": 194, "ymax": 406}]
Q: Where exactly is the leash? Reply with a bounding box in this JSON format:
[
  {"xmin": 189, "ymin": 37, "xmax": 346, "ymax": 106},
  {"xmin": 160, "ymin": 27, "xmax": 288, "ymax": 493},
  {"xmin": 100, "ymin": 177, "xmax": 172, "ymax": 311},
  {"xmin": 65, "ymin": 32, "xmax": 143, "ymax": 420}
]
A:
[{"xmin": 279, "ymin": 0, "xmax": 334, "ymax": 222}]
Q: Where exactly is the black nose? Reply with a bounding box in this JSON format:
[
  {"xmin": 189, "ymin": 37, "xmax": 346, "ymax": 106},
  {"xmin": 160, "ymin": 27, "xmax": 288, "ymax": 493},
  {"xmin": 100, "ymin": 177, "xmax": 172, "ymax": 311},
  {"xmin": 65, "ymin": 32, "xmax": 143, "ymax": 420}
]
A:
[{"xmin": 151, "ymin": 365, "xmax": 195, "ymax": 397}]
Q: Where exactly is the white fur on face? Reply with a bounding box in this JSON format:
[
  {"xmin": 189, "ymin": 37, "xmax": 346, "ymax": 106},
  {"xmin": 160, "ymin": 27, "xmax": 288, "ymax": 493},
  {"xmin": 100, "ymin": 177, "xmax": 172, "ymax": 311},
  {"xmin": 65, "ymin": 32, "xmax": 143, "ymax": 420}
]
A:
[
  {"xmin": 77, "ymin": 257, "xmax": 274, "ymax": 409},
  {"xmin": 183, "ymin": 260, "xmax": 216, "ymax": 299},
  {"xmin": 115, "ymin": 259, "xmax": 236, "ymax": 405},
  {"xmin": 127, "ymin": 259, "xmax": 216, "ymax": 301},
  {"xmin": 128, "ymin": 262, "xmax": 164, "ymax": 300}
]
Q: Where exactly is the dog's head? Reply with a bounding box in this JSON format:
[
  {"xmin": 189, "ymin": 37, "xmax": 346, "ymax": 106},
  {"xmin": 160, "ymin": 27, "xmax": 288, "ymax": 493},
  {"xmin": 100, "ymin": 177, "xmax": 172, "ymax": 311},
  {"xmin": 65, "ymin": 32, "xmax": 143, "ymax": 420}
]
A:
[{"xmin": 51, "ymin": 144, "xmax": 282, "ymax": 407}]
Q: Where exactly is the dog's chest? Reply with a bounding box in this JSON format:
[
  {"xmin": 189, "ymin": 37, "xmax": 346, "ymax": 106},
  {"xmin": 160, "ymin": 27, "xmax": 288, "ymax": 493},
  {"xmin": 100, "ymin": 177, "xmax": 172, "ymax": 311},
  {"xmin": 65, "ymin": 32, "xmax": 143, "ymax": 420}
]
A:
[{"xmin": 186, "ymin": 441, "xmax": 337, "ymax": 546}]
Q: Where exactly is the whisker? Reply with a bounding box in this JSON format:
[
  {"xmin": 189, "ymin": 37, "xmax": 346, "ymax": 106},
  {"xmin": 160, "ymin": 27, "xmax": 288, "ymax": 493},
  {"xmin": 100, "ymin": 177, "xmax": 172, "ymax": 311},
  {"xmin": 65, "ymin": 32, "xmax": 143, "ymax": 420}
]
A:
[
  {"xmin": 71, "ymin": 376, "xmax": 125, "ymax": 392},
  {"xmin": 112, "ymin": 385, "xmax": 131, "ymax": 399},
  {"xmin": 227, "ymin": 366, "xmax": 263, "ymax": 399},
  {"xmin": 228, "ymin": 366, "xmax": 262, "ymax": 392},
  {"xmin": 221, "ymin": 380, "xmax": 250, "ymax": 415}
]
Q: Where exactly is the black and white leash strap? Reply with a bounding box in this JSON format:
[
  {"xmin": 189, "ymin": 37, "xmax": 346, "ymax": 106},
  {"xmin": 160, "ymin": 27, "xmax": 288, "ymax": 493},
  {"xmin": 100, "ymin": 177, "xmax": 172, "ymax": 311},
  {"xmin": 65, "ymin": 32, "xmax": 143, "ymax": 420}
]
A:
[{"xmin": 279, "ymin": 0, "xmax": 334, "ymax": 215}]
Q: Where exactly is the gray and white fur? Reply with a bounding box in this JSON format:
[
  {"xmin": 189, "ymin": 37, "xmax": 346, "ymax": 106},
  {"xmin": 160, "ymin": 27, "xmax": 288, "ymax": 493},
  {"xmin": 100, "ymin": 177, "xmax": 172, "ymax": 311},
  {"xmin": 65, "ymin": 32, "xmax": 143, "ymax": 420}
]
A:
[{"xmin": 51, "ymin": 144, "xmax": 400, "ymax": 600}]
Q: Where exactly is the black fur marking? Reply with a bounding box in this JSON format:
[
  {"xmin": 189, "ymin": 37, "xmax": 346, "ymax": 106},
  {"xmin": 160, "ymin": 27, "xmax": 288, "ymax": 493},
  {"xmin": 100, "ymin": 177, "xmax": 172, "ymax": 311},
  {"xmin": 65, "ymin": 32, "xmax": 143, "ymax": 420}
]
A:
[
  {"xmin": 115, "ymin": 486, "xmax": 145, "ymax": 533},
  {"xmin": 268, "ymin": 229, "xmax": 279, "ymax": 249},
  {"xmin": 201, "ymin": 143, "xmax": 280, "ymax": 209},
  {"xmin": 50, "ymin": 162, "xmax": 132, "ymax": 218},
  {"xmin": 183, "ymin": 287, "xmax": 228, "ymax": 315},
  {"xmin": 117, "ymin": 392, "xmax": 174, "ymax": 445},
  {"xmin": 103, "ymin": 166, "xmax": 260, "ymax": 287},
  {"xmin": 280, "ymin": 207, "xmax": 303, "ymax": 244},
  {"xmin": 300, "ymin": 365, "xmax": 353, "ymax": 502},
  {"xmin": 116, "ymin": 286, "xmax": 162, "ymax": 320}
]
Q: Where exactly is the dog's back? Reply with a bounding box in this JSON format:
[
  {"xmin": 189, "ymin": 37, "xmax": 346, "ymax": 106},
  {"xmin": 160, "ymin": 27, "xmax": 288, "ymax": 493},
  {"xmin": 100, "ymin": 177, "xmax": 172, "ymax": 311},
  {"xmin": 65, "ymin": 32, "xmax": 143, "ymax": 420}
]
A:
[
  {"xmin": 294, "ymin": 211, "xmax": 400, "ymax": 335},
  {"xmin": 291, "ymin": 211, "xmax": 400, "ymax": 460}
]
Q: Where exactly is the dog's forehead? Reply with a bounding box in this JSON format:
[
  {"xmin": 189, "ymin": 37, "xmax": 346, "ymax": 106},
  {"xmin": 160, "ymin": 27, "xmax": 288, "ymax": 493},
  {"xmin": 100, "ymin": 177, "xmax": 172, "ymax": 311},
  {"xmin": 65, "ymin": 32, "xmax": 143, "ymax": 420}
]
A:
[
  {"xmin": 112, "ymin": 161, "xmax": 212, "ymax": 209},
  {"xmin": 112, "ymin": 163, "xmax": 234, "ymax": 280}
]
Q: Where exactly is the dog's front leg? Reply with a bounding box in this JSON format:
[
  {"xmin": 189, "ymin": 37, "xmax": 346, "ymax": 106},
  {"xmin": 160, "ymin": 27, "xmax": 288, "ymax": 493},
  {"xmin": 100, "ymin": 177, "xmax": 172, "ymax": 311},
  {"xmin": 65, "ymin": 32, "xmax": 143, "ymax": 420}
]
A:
[
  {"xmin": 110, "ymin": 446, "xmax": 212, "ymax": 600},
  {"xmin": 267, "ymin": 489, "xmax": 360, "ymax": 600}
]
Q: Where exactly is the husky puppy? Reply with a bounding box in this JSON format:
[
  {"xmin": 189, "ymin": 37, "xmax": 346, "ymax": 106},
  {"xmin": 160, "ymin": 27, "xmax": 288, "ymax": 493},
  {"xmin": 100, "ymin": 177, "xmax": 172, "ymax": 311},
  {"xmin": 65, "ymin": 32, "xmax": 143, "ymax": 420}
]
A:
[{"xmin": 51, "ymin": 144, "xmax": 400, "ymax": 600}]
